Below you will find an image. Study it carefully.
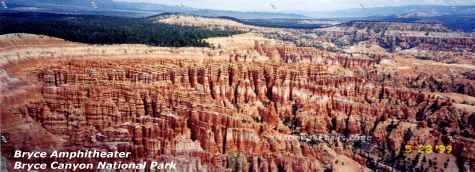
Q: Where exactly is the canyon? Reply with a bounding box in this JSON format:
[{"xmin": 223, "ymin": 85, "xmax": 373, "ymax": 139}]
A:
[{"xmin": 1, "ymin": 18, "xmax": 475, "ymax": 172}]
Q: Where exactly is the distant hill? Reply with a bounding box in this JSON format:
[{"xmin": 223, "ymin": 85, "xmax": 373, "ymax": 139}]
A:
[
  {"xmin": 151, "ymin": 13, "xmax": 340, "ymax": 29},
  {"xmin": 296, "ymin": 5, "xmax": 475, "ymax": 32},
  {"xmin": 3, "ymin": 2, "xmax": 474, "ymax": 32},
  {"xmin": 360, "ymin": 15, "xmax": 475, "ymax": 32},
  {"xmin": 2, "ymin": 0, "xmax": 307, "ymax": 19},
  {"xmin": 298, "ymin": 5, "xmax": 475, "ymax": 19}
]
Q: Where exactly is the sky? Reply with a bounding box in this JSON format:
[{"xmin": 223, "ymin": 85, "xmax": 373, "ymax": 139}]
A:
[{"xmin": 115, "ymin": 0, "xmax": 475, "ymax": 12}]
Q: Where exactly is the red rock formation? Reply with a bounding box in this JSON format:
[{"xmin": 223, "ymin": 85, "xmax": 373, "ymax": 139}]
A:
[{"xmin": 1, "ymin": 34, "xmax": 474, "ymax": 172}]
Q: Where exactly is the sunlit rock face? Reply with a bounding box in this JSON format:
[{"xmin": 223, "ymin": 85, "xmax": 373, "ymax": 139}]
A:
[{"xmin": 1, "ymin": 33, "xmax": 474, "ymax": 172}]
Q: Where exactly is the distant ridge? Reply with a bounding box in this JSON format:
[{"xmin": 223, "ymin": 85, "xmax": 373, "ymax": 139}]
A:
[
  {"xmin": 3, "ymin": 2, "xmax": 474, "ymax": 31},
  {"xmin": 148, "ymin": 13, "xmax": 245, "ymax": 23},
  {"xmin": 298, "ymin": 5, "xmax": 475, "ymax": 32},
  {"xmin": 296, "ymin": 5, "xmax": 475, "ymax": 19},
  {"xmin": 149, "ymin": 13, "xmax": 336, "ymax": 29},
  {"xmin": 3, "ymin": 0, "xmax": 308, "ymax": 19}
]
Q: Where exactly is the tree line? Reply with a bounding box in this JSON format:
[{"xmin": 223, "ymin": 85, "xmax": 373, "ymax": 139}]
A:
[{"xmin": 0, "ymin": 12, "xmax": 242, "ymax": 47}]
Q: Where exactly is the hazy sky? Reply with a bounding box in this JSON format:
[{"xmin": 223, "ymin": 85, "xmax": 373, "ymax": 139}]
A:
[{"xmin": 116, "ymin": 0, "xmax": 475, "ymax": 11}]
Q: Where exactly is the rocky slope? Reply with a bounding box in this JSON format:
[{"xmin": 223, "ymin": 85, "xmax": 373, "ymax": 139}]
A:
[
  {"xmin": 156, "ymin": 15, "xmax": 475, "ymax": 66},
  {"xmin": 312, "ymin": 21, "xmax": 475, "ymax": 65},
  {"xmin": 1, "ymin": 33, "xmax": 474, "ymax": 172}
]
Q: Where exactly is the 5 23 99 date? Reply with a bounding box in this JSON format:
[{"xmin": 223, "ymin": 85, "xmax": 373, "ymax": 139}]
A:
[{"xmin": 404, "ymin": 144, "xmax": 452, "ymax": 154}]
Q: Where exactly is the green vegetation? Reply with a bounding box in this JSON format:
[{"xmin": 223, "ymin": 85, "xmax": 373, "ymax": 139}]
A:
[{"xmin": 0, "ymin": 12, "xmax": 242, "ymax": 47}]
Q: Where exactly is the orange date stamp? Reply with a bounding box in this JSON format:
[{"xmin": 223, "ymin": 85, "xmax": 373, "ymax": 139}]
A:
[{"xmin": 404, "ymin": 144, "xmax": 452, "ymax": 154}]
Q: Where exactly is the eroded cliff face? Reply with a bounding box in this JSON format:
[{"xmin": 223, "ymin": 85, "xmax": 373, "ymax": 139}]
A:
[
  {"xmin": 315, "ymin": 21, "xmax": 475, "ymax": 50},
  {"xmin": 157, "ymin": 15, "xmax": 475, "ymax": 67},
  {"xmin": 1, "ymin": 33, "xmax": 474, "ymax": 172}
]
